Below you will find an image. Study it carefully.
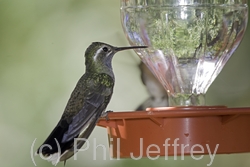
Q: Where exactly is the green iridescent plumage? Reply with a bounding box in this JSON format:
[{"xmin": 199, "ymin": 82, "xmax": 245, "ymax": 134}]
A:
[{"xmin": 36, "ymin": 42, "xmax": 147, "ymax": 165}]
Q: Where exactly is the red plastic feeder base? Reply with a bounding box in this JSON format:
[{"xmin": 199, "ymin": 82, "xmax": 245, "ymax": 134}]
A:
[{"xmin": 97, "ymin": 106, "xmax": 250, "ymax": 158}]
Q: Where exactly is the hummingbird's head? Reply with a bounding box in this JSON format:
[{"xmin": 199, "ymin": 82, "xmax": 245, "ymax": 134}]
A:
[{"xmin": 84, "ymin": 42, "xmax": 147, "ymax": 73}]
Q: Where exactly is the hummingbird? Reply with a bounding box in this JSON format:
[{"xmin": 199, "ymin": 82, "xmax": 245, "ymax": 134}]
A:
[
  {"xmin": 36, "ymin": 42, "xmax": 147, "ymax": 165},
  {"xmin": 136, "ymin": 62, "xmax": 168, "ymax": 110}
]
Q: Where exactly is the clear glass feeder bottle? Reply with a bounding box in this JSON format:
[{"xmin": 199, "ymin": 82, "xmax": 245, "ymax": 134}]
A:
[{"xmin": 120, "ymin": 0, "xmax": 248, "ymax": 106}]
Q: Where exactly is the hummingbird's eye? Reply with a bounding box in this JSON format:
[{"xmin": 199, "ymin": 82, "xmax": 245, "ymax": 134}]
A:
[{"xmin": 102, "ymin": 47, "xmax": 108, "ymax": 52}]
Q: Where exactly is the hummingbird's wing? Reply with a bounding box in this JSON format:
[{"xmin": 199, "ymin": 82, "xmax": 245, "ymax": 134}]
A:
[
  {"xmin": 61, "ymin": 73, "xmax": 114, "ymax": 143},
  {"xmin": 61, "ymin": 90, "xmax": 109, "ymax": 143},
  {"xmin": 59, "ymin": 113, "xmax": 99, "ymax": 161},
  {"xmin": 37, "ymin": 73, "xmax": 114, "ymax": 163},
  {"xmin": 58, "ymin": 74, "xmax": 114, "ymax": 161}
]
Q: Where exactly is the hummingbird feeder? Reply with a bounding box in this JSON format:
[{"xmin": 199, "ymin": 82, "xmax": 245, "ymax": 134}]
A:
[{"xmin": 98, "ymin": 0, "xmax": 250, "ymax": 158}]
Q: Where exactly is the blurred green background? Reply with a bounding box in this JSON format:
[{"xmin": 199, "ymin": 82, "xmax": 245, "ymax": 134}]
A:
[{"xmin": 0, "ymin": 0, "xmax": 250, "ymax": 167}]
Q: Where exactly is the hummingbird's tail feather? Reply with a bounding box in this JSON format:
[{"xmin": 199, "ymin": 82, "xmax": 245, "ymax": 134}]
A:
[
  {"xmin": 36, "ymin": 117, "xmax": 98, "ymax": 164},
  {"xmin": 36, "ymin": 121, "xmax": 74, "ymax": 164}
]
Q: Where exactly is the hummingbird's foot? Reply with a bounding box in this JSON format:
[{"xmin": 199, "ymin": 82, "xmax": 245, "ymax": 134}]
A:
[{"xmin": 101, "ymin": 110, "xmax": 113, "ymax": 121}]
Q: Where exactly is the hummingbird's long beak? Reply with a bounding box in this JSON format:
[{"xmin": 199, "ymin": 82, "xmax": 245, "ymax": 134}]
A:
[{"xmin": 115, "ymin": 45, "xmax": 147, "ymax": 52}]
